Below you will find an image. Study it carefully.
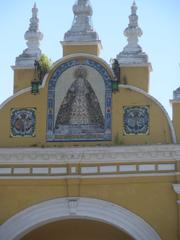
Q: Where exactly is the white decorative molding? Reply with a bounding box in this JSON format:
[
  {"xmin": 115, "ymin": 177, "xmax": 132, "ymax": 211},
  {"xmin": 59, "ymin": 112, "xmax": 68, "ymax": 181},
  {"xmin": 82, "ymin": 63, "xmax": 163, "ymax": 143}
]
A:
[
  {"xmin": 0, "ymin": 168, "xmax": 11, "ymax": 175},
  {"xmin": 51, "ymin": 167, "xmax": 67, "ymax": 175},
  {"xmin": 0, "ymin": 197, "xmax": 161, "ymax": 240},
  {"xmin": 158, "ymin": 164, "xmax": 175, "ymax": 171},
  {"xmin": 119, "ymin": 165, "xmax": 136, "ymax": 172},
  {"xmin": 139, "ymin": 164, "xmax": 155, "ymax": 172},
  {"xmin": 61, "ymin": 40, "xmax": 102, "ymax": 47},
  {"xmin": 81, "ymin": 166, "xmax": 98, "ymax": 174},
  {"xmin": 0, "ymin": 172, "xmax": 178, "ymax": 180},
  {"xmin": 71, "ymin": 167, "xmax": 77, "ymax": 174},
  {"xmin": 0, "ymin": 145, "xmax": 179, "ymax": 165},
  {"xmin": 172, "ymin": 184, "xmax": 180, "ymax": 194},
  {"xmin": 0, "ymin": 160, "xmax": 177, "ymax": 179},
  {"xmin": 32, "ymin": 168, "xmax": 49, "ymax": 174},
  {"xmin": 100, "ymin": 165, "xmax": 117, "ymax": 173},
  {"xmin": 119, "ymin": 85, "xmax": 177, "ymax": 144},
  {"xmin": 13, "ymin": 168, "xmax": 30, "ymax": 175}
]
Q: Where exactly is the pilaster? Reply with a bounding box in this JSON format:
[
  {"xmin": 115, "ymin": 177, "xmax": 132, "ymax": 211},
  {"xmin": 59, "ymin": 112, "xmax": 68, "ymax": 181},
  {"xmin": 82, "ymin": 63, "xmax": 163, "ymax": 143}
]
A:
[
  {"xmin": 172, "ymin": 184, "xmax": 180, "ymax": 239},
  {"xmin": 171, "ymin": 88, "xmax": 180, "ymax": 143}
]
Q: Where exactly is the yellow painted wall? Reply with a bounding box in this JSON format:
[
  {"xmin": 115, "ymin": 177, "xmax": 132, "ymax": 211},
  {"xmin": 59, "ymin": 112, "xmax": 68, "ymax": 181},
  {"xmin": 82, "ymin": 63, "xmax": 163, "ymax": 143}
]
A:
[
  {"xmin": 172, "ymin": 102, "xmax": 180, "ymax": 143},
  {"xmin": 21, "ymin": 219, "xmax": 133, "ymax": 240},
  {"xmin": 0, "ymin": 86, "xmax": 173, "ymax": 147},
  {"xmin": 0, "ymin": 175, "xmax": 178, "ymax": 240},
  {"xmin": 178, "ymin": 204, "xmax": 180, "ymax": 239},
  {"xmin": 112, "ymin": 88, "xmax": 172, "ymax": 145},
  {"xmin": 63, "ymin": 44, "xmax": 101, "ymax": 57},
  {"xmin": 0, "ymin": 56, "xmax": 173, "ymax": 147},
  {"xmin": 13, "ymin": 68, "xmax": 34, "ymax": 93},
  {"xmin": 0, "ymin": 90, "xmax": 47, "ymax": 147},
  {"xmin": 120, "ymin": 66, "xmax": 149, "ymax": 92}
]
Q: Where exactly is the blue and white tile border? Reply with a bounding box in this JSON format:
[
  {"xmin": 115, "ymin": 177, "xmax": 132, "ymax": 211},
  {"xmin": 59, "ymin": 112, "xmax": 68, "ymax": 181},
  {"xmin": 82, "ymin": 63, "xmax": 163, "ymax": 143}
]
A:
[{"xmin": 47, "ymin": 57, "xmax": 113, "ymax": 142}]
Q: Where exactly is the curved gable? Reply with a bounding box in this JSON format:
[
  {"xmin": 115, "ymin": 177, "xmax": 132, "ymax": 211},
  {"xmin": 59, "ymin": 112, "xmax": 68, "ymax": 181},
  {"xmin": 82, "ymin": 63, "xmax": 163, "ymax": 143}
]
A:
[{"xmin": 111, "ymin": 84, "xmax": 176, "ymax": 145}]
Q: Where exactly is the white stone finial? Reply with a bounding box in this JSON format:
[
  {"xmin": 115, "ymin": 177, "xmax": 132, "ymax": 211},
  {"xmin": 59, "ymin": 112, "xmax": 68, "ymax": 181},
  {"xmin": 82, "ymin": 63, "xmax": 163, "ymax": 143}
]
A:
[
  {"xmin": 117, "ymin": 1, "xmax": 148, "ymax": 64},
  {"xmin": 63, "ymin": 0, "xmax": 99, "ymax": 42},
  {"xmin": 14, "ymin": 3, "xmax": 43, "ymax": 68}
]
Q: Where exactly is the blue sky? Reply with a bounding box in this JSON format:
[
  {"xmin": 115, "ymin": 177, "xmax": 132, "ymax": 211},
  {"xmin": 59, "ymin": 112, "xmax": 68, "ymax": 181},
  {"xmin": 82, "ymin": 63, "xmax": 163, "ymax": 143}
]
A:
[{"xmin": 0, "ymin": 0, "xmax": 180, "ymax": 116}]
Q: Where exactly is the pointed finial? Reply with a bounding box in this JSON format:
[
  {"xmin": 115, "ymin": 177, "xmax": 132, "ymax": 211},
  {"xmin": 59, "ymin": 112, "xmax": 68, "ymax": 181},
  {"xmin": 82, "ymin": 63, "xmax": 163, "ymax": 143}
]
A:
[
  {"xmin": 28, "ymin": 3, "xmax": 39, "ymax": 32},
  {"xmin": 15, "ymin": 3, "xmax": 43, "ymax": 67},
  {"xmin": 63, "ymin": 0, "xmax": 99, "ymax": 42},
  {"xmin": 117, "ymin": 1, "xmax": 148, "ymax": 64},
  {"xmin": 125, "ymin": 1, "xmax": 142, "ymax": 42},
  {"xmin": 132, "ymin": 1, "xmax": 137, "ymax": 14}
]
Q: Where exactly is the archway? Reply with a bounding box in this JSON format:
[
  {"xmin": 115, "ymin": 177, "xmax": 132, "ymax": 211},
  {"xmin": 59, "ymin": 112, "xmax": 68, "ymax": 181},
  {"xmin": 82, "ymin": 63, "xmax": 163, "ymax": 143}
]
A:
[
  {"xmin": 0, "ymin": 197, "xmax": 161, "ymax": 240},
  {"xmin": 21, "ymin": 219, "xmax": 133, "ymax": 240}
]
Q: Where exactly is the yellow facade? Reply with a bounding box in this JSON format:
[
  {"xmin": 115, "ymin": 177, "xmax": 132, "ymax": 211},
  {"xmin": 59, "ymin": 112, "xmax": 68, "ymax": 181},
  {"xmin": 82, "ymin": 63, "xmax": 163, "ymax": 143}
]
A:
[
  {"xmin": 120, "ymin": 66, "xmax": 150, "ymax": 92},
  {"xmin": 0, "ymin": 54, "xmax": 174, "ymax": 147},
  {"xmin": 172, "ymin": 101, "xmax": 180, "ymax": 143},
  {"xmin": 0, "ymin": 55, "xmax": 179, "ymax": 240},
  {"xmin": 0, "ymin": 172, "xmax": 179, "ymax": 240},
  {"xmin": 0, "ymin": 2, "xmax": 180, "ymax": 240},
  {"xmin": 62, "ymin": 42, "xmax": 102, "ymax": 57},
  {"xmin": 13, "ymin": 68, "xmax": 35, "ymax": 93}
]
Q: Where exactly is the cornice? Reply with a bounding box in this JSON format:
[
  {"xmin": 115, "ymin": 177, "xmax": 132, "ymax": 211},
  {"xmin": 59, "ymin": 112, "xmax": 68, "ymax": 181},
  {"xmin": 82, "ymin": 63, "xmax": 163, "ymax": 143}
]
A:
[
  {"xmin": 61, "ymin": 40, "xmax": 102, "ymax": 47},
  {"xmin": 0, "ymin": 145, "xmax": 179, "ymax": 165}
]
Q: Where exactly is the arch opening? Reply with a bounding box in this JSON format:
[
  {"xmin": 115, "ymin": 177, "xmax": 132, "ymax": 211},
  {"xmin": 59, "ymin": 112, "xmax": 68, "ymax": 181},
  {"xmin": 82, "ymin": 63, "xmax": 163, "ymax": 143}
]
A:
[
  {"xmin": 0, "ymin": 197, "xmax": 161, "ymax": 240},
  {"xmin": 21, "ymin": 219, "xmax": 134, "ymax": 240}
]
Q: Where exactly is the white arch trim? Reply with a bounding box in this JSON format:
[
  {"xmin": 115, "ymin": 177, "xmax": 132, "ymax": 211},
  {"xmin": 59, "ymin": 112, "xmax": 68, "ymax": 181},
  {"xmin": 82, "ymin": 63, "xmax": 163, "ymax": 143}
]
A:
[
  {"xmin": 0, "ymin": 197, "xmax": 161, "ymax": 240},
  {"xmin": 119, "ymin": 84, "xmax": 176, "ymax": 144}
]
